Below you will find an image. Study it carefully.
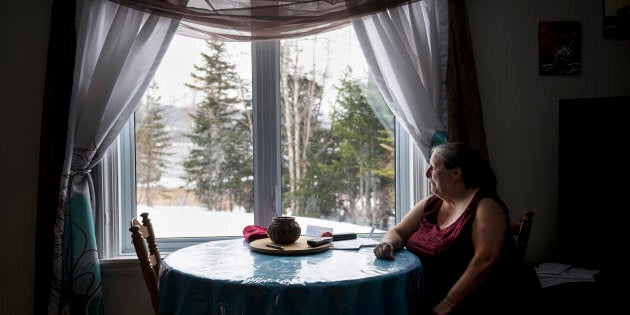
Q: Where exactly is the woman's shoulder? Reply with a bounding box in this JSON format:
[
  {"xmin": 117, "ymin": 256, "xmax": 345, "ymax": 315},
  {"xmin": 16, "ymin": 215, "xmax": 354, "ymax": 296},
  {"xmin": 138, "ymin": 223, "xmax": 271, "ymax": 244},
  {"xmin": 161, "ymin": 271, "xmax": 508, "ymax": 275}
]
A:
[
  {"xmin": 407, "ymin": 195, "xmax": 441, "ymax": 217},
  {"xmin": 475, "ymin": 190, "xmax": 509, "ymax": 213},
  {"xmin": 475, "ymin": 197, "xmax": 509, "ymax": 222},
  {"xmin": 413, "ymin": 194, "xmax": 440, "ymax": 206},
  {"xmin": 476, "ymin": 196, "xmax": 502, "ymax": 208}
]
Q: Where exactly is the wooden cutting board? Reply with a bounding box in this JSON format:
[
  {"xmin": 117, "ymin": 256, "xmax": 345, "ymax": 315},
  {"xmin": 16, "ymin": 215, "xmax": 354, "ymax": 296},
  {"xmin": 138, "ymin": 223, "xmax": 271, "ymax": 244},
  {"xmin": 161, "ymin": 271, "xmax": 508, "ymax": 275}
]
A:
[{"xmin": 249, "ymin": 236, "xmax": 330, "ymax": 255}]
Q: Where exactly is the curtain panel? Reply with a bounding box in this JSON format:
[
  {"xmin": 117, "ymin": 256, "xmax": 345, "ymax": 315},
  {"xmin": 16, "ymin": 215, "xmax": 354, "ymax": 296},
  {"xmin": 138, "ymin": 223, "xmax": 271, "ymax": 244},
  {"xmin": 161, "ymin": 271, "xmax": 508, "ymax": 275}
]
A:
[
  {"xmin": 353, "ymin": 0, "xmax": 487, "ymax": 161},
  {"xmin": 35, "ymin": 0, "xmax": 75, "ymax": 313},
  {"xmin": 47, "ymin": 0, "xmax": 179, "ymax": 313},
  {"xmin": 446, "ymin": 0, "xmax": 488, "ymax": 159},
  {"xmin": 353, "ymin": 0, "xmax": 449, "ymax": 162},
  {"xmin": 108, "ymin": 0, "xmax": 420, "ymax": 41}
]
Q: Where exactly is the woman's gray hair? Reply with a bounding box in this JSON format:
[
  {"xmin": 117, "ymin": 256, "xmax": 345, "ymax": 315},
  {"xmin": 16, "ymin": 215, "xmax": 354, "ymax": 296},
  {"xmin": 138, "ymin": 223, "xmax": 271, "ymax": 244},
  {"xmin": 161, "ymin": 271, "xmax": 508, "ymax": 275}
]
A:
[{"xmin": 430, "ymin": 142, "xmax": 497, "ymax": 193}]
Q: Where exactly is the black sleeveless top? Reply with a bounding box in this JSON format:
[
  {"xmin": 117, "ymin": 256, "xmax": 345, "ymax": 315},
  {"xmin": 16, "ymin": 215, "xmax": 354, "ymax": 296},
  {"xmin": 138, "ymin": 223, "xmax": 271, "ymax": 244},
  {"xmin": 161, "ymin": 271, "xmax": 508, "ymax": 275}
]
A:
[{"xmin": 405, "ymin": 191, "xmax": 534, "ymax": 314}]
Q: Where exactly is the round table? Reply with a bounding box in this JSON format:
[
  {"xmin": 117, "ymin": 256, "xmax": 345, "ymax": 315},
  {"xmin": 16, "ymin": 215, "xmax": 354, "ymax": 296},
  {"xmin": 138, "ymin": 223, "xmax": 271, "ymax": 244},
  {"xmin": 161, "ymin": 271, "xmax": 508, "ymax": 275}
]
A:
[{"xmin": 158, "ymin": 238, "xmax": 424, "ymax": 315}]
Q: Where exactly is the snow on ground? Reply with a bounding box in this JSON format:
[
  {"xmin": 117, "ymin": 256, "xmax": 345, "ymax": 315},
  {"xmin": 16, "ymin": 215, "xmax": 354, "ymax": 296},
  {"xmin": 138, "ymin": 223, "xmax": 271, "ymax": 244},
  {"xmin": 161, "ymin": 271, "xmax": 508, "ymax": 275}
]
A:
[{"xmin": 139, "ymin": 205, "xmax": 383, "ymax": 238}]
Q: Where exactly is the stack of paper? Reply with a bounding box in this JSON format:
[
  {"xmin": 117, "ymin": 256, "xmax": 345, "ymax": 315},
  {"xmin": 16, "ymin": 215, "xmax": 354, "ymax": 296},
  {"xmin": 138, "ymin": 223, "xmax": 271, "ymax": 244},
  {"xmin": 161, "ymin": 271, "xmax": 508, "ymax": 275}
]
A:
[
  {"xmin": 331, "ymin": 238, "xmax": 380, "ymax": 250},
  {"xmin": 535, "ymin": 262, "xmax": 599, "ymax": 288}
]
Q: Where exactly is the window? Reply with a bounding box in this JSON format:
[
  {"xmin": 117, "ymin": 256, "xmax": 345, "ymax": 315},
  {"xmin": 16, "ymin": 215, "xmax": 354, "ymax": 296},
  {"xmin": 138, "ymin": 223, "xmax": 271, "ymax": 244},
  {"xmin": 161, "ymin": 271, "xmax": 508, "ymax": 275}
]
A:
[{"xmin": 96, "ymin": 25, "xmax": 427, "ymax": 257}]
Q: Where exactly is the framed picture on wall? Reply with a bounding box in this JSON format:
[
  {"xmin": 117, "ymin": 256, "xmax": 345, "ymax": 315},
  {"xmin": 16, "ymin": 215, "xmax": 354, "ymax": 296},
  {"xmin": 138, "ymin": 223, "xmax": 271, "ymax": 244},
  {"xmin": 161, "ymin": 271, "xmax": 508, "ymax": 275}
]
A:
[
  {"xmin": 604, "ymin": 0, "xmax": 630, "ymax": 39},
  {"xmin": 538, "ymin": 21, "xmax": 581, "ymax": 75}
]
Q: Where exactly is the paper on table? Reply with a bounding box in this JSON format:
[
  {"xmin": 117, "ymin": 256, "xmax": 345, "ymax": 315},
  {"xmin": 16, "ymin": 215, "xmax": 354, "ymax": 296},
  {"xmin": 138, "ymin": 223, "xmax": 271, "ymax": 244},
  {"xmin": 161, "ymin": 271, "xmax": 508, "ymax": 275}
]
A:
[
  {"xmin": 535, "ymin": 263, "xmax": 573, "ymax": 275},
  {"xmin": 535, "ymin": 263, "xmax": 599, "ymax": 288},
  {"xmin": 331, "ymin": 237, "xmax": 379, "ymax": 250},
  {"xmin": 305, "ymin": 225, "xmax": 333, "ymax": 237}
]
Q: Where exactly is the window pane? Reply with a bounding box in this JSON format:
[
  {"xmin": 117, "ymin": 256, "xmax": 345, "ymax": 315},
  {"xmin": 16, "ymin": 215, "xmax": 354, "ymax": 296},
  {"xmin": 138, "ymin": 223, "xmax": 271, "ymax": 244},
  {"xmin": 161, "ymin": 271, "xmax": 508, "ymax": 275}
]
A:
[
  {"xmin": 279, "ymin": 28, "xmax": 396, "ymax": 234},
  {"xmin": 133, "ymin": 26, "xmax": 395, "ymax": 240},
  {"xmin": 135, "ymin": 35, "xmax": 254, "ymax": 237}
]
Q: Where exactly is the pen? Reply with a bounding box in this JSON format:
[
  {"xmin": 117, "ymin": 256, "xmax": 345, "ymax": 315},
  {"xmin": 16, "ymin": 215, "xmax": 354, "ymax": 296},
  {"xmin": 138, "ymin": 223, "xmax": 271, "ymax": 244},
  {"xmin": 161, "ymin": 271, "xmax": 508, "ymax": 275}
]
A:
[
  {"xmin": 368, "ymin": 224, "xmax": 376, "ymax": 239},
  {"xmin": 266, "ymin": 243, "xmax": 285, "ymax": 250}
]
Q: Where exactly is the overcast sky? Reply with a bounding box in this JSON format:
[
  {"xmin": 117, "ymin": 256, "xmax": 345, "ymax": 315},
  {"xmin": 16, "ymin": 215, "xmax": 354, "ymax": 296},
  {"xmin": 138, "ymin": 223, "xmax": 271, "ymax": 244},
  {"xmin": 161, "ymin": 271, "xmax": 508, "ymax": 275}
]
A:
[{"xmin": 151, "ymin": 26, "xmax": 371, "ymax": 109}]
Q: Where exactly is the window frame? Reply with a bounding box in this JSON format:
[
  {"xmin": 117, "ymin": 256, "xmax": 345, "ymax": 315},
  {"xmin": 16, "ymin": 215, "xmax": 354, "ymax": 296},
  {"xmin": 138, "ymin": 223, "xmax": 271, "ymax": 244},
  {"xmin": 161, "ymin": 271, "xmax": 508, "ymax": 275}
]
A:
[{"xmin": 96, "ymin": 40, "xmax": 426, "ymax": 259}]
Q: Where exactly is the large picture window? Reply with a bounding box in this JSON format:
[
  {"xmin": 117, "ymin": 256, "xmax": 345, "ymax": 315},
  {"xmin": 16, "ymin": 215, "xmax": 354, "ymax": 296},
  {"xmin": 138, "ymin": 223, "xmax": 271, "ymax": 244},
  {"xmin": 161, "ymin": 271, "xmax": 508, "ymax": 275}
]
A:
[{"xmin": 97, "ymin": 25, "xmax": 425, "ymax": 256}]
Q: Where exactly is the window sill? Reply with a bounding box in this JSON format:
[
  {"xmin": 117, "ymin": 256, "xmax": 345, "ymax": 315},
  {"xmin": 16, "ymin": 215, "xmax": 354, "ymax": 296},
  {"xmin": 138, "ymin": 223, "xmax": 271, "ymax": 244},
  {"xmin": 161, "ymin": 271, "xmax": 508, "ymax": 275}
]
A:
[{"xmin": 100, "ymin": 256, "xmax": 142, "ymax": 274}]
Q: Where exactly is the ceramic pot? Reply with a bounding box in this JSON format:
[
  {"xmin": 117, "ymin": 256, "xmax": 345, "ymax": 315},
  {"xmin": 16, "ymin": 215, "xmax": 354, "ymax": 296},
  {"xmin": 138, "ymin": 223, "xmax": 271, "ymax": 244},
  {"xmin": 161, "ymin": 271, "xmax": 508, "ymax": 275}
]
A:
[{"xmin": 267, "ymin": 216, "xmax": 301, "ymax": 244}]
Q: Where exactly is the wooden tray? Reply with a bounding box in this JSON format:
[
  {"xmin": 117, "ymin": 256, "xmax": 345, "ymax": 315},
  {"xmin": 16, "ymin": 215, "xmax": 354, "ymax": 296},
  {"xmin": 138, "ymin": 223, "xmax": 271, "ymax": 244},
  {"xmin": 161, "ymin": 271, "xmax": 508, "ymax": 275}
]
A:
[{"xmin": 249, "ymin": 236, "xmax": 330, "ymax": 255}]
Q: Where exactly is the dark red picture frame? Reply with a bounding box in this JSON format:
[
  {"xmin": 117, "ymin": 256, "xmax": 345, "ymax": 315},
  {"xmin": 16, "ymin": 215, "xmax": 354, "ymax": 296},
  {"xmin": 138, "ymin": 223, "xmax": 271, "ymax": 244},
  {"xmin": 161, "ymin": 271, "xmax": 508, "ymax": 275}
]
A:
[{"xmin": 538, "ymin": 21, "xmax": 581, "ymax": 76}]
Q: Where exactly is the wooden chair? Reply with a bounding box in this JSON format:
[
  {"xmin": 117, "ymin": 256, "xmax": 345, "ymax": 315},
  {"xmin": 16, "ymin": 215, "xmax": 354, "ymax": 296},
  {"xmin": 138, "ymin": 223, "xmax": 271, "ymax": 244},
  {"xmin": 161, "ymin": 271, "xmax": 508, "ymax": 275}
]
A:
[
  {"xmin": 510, "ymin": 210, "xmax": 535, "ymax": 263},
  {"xmin": 130, "ymin": 212, "xmax": 161, "ymax": 314},
  {"xmin": 510, "ymin": 210, "xmax": 543, "ymax": 314}
]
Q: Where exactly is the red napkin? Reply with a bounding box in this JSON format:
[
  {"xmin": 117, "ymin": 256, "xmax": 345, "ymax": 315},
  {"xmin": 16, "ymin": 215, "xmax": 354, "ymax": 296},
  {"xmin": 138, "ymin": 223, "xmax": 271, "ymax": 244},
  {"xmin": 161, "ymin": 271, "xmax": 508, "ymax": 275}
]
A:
[{"xmin": 243, "ymin": 225, "xmax": 268, "ymax": 242}]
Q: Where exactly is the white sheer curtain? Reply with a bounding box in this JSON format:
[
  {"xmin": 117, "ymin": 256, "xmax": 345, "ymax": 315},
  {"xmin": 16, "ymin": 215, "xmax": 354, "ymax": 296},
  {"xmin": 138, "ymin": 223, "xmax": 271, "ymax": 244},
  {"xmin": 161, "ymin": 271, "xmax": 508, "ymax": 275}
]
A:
[
  {"xmin": 48, "ymin": 0, "xmax": 179, "ymax": 313},
  {"xmin": 353, "ymin": 0, "xmax": 449, "ymax": 161}
]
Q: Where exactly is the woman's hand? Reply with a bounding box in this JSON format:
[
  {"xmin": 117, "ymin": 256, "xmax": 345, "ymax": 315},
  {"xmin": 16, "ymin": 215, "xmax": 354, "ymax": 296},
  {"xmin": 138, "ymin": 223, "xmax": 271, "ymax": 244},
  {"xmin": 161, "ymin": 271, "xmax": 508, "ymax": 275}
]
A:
[
  {"xmin": 431, "ymin": 298, "xmax": 454, "ymax": 315},
  {"xmin": 373, "ymin": 241, "xmax": 396, "ymax": 260}
]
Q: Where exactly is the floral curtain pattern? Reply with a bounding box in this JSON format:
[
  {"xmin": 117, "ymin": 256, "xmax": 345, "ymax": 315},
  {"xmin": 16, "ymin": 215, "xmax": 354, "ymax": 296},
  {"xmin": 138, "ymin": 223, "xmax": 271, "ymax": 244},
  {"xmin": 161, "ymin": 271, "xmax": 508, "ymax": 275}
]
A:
[{"xmin": 48, "ymin": 0, "xmax": 179, "ymax": 313}]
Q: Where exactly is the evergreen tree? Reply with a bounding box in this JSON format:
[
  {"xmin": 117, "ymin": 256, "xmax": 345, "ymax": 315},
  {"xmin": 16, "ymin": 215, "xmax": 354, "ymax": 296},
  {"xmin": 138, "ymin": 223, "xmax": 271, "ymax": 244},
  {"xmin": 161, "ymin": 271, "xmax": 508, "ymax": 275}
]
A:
[
  {"xmin": 307, "ymin": 70, "xmax": 394, "ymax": 225},
  {"xmin": 183, "ymin": 41, "xmax": 253, "ymax": 211},
  {"xmin": 136, "ymin": 81, "xmax": 171, "ymax": 207}
]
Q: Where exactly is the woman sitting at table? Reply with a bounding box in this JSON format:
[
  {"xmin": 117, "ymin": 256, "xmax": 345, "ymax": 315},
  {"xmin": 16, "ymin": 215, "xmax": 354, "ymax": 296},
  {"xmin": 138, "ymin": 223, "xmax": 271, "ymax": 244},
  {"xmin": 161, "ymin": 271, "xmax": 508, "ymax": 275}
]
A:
[{"xmin": 373, "ymin": 142, "xmax": 539, "ymax": 315}]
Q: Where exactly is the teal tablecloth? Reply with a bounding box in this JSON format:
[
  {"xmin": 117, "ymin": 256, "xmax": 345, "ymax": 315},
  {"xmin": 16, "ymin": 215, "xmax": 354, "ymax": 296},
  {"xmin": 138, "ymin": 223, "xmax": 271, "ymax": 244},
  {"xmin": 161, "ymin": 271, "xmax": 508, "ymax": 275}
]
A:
[{"xmin": 159, "ymin": 238, "xmax": 423, "ymax": 315}]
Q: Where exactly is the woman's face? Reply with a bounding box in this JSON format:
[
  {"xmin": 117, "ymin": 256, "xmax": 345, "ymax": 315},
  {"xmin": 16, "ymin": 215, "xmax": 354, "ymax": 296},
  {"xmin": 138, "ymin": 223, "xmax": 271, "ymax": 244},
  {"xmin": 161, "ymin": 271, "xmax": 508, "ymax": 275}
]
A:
[{"xmin": 426, "ymin": 153, "xmax": 451, "ymax": 196}]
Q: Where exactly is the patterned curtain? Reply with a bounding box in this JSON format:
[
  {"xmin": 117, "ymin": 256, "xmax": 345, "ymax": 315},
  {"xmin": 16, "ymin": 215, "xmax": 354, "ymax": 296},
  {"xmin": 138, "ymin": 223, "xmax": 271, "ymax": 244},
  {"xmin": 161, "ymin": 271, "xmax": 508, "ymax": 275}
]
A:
[{"xmin": 47, "ymin": 0, "xmax": 179, "ymax": 313}]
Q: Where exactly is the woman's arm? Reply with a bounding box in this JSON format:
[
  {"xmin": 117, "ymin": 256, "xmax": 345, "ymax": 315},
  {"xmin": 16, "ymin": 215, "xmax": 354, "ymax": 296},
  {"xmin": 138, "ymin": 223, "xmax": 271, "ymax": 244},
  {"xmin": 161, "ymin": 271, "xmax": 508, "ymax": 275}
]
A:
[
  {"xmin": 373, "ymin": 197, "xmax": 429, "ymax": 260},
  {"xmin": 432, "ymin": 198, "xmax": 508, "ymax": 315}
]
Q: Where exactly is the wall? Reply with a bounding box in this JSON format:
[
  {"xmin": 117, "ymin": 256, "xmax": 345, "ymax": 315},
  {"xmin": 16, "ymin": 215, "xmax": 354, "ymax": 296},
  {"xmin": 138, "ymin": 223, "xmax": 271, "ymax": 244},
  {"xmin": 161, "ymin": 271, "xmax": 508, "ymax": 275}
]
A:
[
  {"xmin": 0, "ymin": 0, "xmax": 51, "ymax": 314},
  {"xmin": 1, "ymin": 0, "xmax": 629, "ymax": 314},
  {"xmin": 466, "ymin": 0, "xmax": 630, "ymax": 262}
]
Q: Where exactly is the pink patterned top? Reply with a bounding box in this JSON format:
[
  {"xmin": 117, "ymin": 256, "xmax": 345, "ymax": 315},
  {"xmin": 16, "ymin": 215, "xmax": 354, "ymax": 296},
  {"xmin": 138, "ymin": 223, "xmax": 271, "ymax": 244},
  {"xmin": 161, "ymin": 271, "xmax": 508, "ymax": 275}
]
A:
[{"xmin": 405, "ymin": 191, "xmax": 520, "ymax": 314}]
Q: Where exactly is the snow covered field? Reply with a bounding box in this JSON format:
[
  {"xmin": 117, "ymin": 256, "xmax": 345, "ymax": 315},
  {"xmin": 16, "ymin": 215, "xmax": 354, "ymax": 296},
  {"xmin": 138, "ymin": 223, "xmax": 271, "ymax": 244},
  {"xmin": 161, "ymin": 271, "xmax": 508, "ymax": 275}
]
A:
[{"xmin": 139, "ymin": 205, "xmax": 382, "ymax": 238}]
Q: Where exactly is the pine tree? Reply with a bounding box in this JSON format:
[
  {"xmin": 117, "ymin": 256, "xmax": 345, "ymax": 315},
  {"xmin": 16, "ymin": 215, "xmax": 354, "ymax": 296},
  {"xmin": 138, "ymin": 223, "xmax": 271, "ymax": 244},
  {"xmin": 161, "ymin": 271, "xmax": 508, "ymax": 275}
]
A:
[
  {"xmin": 183, "ymin": 41, "xmax": 253, "ymax": 211},
  {"xmin": 136, "ymin": 81, "xmax": 171, "ymax": 207},
  {"xmin": 308, "ymin": 70, "xmax": 394, "ymax": 225}
]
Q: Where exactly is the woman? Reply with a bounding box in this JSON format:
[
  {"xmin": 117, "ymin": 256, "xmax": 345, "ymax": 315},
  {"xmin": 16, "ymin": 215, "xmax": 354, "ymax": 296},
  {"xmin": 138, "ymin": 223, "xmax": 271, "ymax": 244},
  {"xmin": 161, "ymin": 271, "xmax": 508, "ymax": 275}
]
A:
[{"xmin": 373, "ymin": 142, "xmax": 535, "ymax": 315}]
